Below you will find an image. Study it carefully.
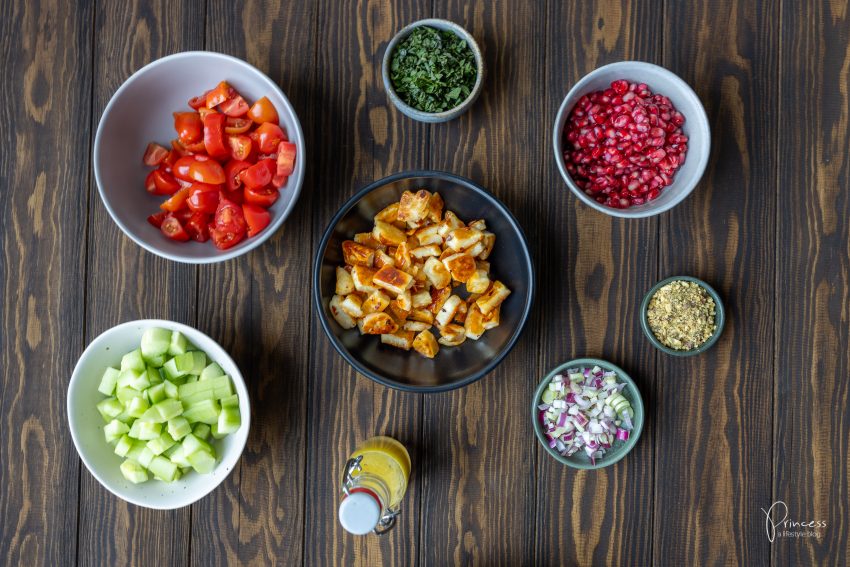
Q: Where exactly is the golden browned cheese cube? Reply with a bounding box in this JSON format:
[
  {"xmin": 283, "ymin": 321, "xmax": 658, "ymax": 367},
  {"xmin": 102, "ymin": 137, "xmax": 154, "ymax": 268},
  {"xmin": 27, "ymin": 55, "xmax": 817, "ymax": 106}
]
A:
[
  {"xmin": 388, "ymin": 302, "xmax": 411, "ymax": 323},
  {"xmin": 342, "ymin": 240, "xmax": 375, "ymax": 267},
  {"xmin": 335, "ymin": 266, "xmax": 355, "ymax": 295},
  {"xmin": 414, "ymin": 224, "xmax": 442, "ymax": 246},
  {"xmin": 476, "ymin": 260, "xmax": 491, "ymax": 273},
  {"xmin": 445, "ymin": 227, "xmax": 483, "ymax": 252},
  {"xmin": 411, "ymin": 244, "xmax": 442, "ymax": 259},
  {"xmin": 476, "ymin": 280, "xmax": 511, "ymax": 315},
  {"xmin": 427, "ymin": 286, "xmax": 451, "ymax": 315},
  {"xmin": 435, "ymin": 295, "xmax": 463, "ymax": 328},
  {"xmin": 412, "ymin": 329, "xmax": 439, "ymax": 358},
  {"xmin": 412, "ymin": 289, "xmax": 432, "ymax": 308},
  {"xmin": 441, "ymin": 253, "xmax": 476, "ymax": 283},
  {"xmin": 394, "ymin": 241, "xmax": 413, "ymax": 271},
  {"xmin": 354, "ymin": 232, "xmax": 384, "ymax": 249},
  {"xmin": 466, "ymin": 269, "xmax": 491, "ymax": 294},
  {"xmin": 340, "ymin": 294, "xmax": 364, "ymax": 318},
  {"xmin": 362, "ymin": 290, "xmax": 391, "ymax": 314},
  {"xmin": 351, "ymin": 265, "xmax": 378, "ymax": 293},
  {"xmin": 374, "ymin": 249, "xmax": 396, "ymax": 269},
  {"xmin": 403, "ymin": 320, "xmax": 431, "ymax": 332},
  {"xmin": 438, "ymin": 211, "xmax": 465, "ymax": 237},
  {"xmin": 428, "ymin": 192, "xmax": 444, "ymax": 223},
  {"xmin": 482, "ymin": 305, "xmax": 500, "ymax": 330},
  {"xmin": 374, "ymin": 202, "xmax": 400, "ymax": 224},
  {"xmin": 360, "ymin": 312, "xmax": 398, "ymax": 335},
  {"xmin": 423, "ymin": 257, "xmax": 451, "ymax": 289},
  {"xmin": 453, "ymin": 301, "xmax": 468, "ymax": 324},
  {"xmin": 329, "ymin": 295, "xmax": 356, "ymax": 329},
  {"xmin": 394, "ymin": 290, "xmax": 412, "ymax": 311},
  {"xmin": 464, "ymin": 241, "xmax": 486, "ymax": 258},
  {"xmin": 380, "ymin": 330, "xmax": 415, "ymax": 350},
  {"xmin": 372, "ymin": 220, "xmax": 407, "ymax": 246},
  {"xmin": 409, "ymin": 308, "xmax": 435, "ymax": 324},
  {"xmin": 398, "ymin": 189, "xmax": 431, "ymax": 224},
  {"xmin": 464, "ymin": 304, "xmax": 486, "ymax": 340},
  {"xmin": 479, "ymin": 232, "xmax": 496, "ymax": 260},
  {"xmin": 438, "ymin": 323, "xmax": 466, "ymax": 346},
  {"xmin": 373, "ymin": 265, "xmax": 414, "ymax": 295},
  {"xmin": 468, "ymin": 219, "xmax": 487, "ymax": 231}
]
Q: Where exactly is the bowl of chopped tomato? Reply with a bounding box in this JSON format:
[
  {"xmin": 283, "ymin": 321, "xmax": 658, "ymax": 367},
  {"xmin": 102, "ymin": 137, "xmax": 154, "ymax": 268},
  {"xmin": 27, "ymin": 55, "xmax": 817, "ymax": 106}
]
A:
[{"xmin": 94, "ymin": 51, "xmax": 305, "ymax": 263}]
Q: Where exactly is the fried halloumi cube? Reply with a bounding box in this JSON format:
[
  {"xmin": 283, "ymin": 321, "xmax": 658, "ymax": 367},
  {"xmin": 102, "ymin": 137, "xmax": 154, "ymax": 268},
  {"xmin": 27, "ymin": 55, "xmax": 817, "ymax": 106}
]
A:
[
  {"xmin": 398, "ymin": 190, "xmax": 431, "ymax": 225},
  {"xmin": 468, "ymin": 219, "xmax": 487, "ymax": 232},
  {"xmin": 435, "ymin": 294, "xmax": 463, "ymax": 328},
  {"xmin": 373, "ymin": 220, "xmax": 407, "ymax": 246},
  {"xmin": 388, "ymin": 302, "xmax": 410, "ymax": 322},
  {"xmin": 442, "ymin": 253, "xmax": 476, "ymax": 283},
  {"xmin": 373, "ymin": 265, "xmax": 414, "ymax": 295},
  {"xmin": 479, "ymin": 232, "xmax": 496, "ymax": 260},
  {"xmin": 464, "ymin": 304, "xmax": 486, "ymax": 340},
  {"xmin": 412, "ymin": 289, "xmax": 432, "ymax": 308},
  {"xmin": 362, "ymin": 290, "xmax": 391, "ymax": 314},
  {"xmin": 428, "ymin": 192, "xmax": 444, "ymax": 223},
  {"xmin": 330, "ymin": 295, "xmax": 356, "ymax": 329},
  {"xmin": 476, "ymin": 260, "xmax": 490, "ymax": 274},
  {"xmin": 354, "ymin": 232, "xmax": 384, "ymax": 249},
  {"xmin": 446, "ymin": 227, "xmax": 483, "ymax": 252},
  {"xmin": 438, "ymin": 323, "xmax": 466, "ymax": 346},
  {"xmin": 438, "ymin": 211, "xmax": 465, "ymax": 237},
  {"xmin": 374, "ymin": 249, "xmax": 396, "ymax": 269},
  {"xmin": 411, "ymin": 244, "xmax": 442, "ymax": 259},
  {"xmin": 342, "ymin": 240, "xmax": 375, "ymax": 267},
  {"xmin": 403, "ymin": 320, "xmax": 431, "ymax": 332},
  {"xmin": 428, "ymin": 286, "xmax": 451, "ymax": 315},
  {"xmin": 423, "ymin": 257, "xmax": 451, "ymax": 289},
  {"xmin": 351, "ymin": 265, "xmax": 378, "ymax": 293},
  {"xmin": 476, "ymin": 281, "xmax": 511, "ymax": 315},
  {"xmin": 374, "ymin": 202, "xmax": 400, "ymax": 224},
  {"xmin": 464, "ymin": 241, "xmax": 486, "ymax": 258},
  {"xmin": 394, "ymin": 290, "xmax": 412, "ymax": 311},
  {"xmin": 381, "ymin": 330, "xmax": 415, "ymax": 350},
  {"xmin": 482, "ymin": 305, "xmax": 500, "ymax": 330},
  {"xmin": 394, "ymin": 241, "xmax": 413, "ymax": 271},
  {"xmin": 360, "ymin": 312, "xmax": 398, "ymax": 335},
  {"xmin": 466, "ymin": 269, "xmax": 491, "ymax": 294},
  {"xmin": 336, "ymin": 266, "xmax": 355, "ymax": 295},
  {"xmin": 340, "ymin": 294, "xmax": 364, "ymax": 318},
  {"xmin": 453, "ymin": 301, "xmax": 468, "ymax": 324},
  {"xmin": 415, "ymin": 224, "xmax": 442, "ymax": 246},
  {"xmin": 412, "ymin": 330, "xmax": 439, "ymax": 358},
  {"xmin": 409, "ymin": 308, "xmax": 435, "ymax": 324}
]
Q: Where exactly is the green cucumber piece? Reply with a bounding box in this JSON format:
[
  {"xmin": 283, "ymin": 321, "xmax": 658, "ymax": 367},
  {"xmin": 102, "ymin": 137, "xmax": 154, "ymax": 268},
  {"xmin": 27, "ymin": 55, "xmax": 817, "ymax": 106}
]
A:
[
  {"xmin": 114, "ymin": 434, "xmax": 135, "ymax": 457},
  {"xmin": 167, "ymin": 445, "xmax": 191, "ymax": 468},
  {"xmin": 120, "ymin": 348, "xmax": 146, "ymax": 373},
  {"xmin": 117, "ymin": 369, "xmax": 141, "ymax": 389},
  {"xmin": 200, "ymin": 362, "xmax": 223, "ymax": 381},
  {"xmin": 217, "ymin": 407, "xmax": 241, "ymax": 435},
  {"xmin": 220, "ymin": 394, "xmax": 239, "ymax": 409},
  {"xmin": 162, "ymin": 357, "xmax": 187, "ymax": 381},
  {"xmin": 120, "ymin": 460, "xmax": 149, "ymax": 484},
  {"xmin": 124, "ymin": 440, "xmax": 147, "ymax": 463},
  {"xmin": 104, "ymin": 419, "xmax": 130, "ymax": 443},
  {"xmin": 115, "ymin": 386, "xmax": 143, "ymax": 406},
  {"xmin": 98, "ymin": 367, "xmax": 121, "ymax": 396},
  {"xmin": 186, "ymin": 449, "xmax": 216, "ymax": 474},
  {"xmin": 188, "ymin": 352, "xmax": 206, "ymax": 375},
  {"xmin": 180, "ymin": 390, "xmax": 216, "ymax": 406},
  {"xmin": 177, "ymin": 375, "xmax": 230, "ymax": 398},
  {"xmin": 141, "ymin": 327, "xmax": 171, "ymax": 361},
  {"xmin": 146, "ymin": 432, "xmax": 176, "ymax": 456},
  {"xmin": 185, "ymin": 375, "xmax": 199, "ymax": 384},
  {"xmin": 163, "ymin": 380, "xmax": 178, "ymax": 399},
  {"xmin": 149, "ymin": 455, "xmax": 179, "ymax": 482},
  {"xmin": 139, "ymin": 399, "xmax": 183, "ymax": 423},
  {"xmin": 146, "ymin": 366, "xmax": 163, "ymax": 385},
  {"xmin": 168, "ymin": 331, "xmax": 189, "ymax": 356},
  {"xmin": 135, "ymin": 421, "xmax": 162, "ymax": 441},
  {"xmin": 146, "ymin": 383, "xmax": 167, "ymax": 405},
  {"xmin": 192, "ymin": 423, "xmax": 211, "ymax": 441},
  {"xmin": 181, "ymin": 433, "xmax": 213, "ymax": 457},
  {"xmin": 125, "ymin": 396, "xmax": 150, "ymax": 419},
  {"xmin": 167, "ymin": 416, "xmax": 192, "ymax": 440},
  {"xmin": 182, "ymin": 399, "xmax": 221, "ymax": 425},
  {"xmin": 214, "ymin": 384, "xmax": 234, "ymax": 399},
  {"xmin": 136, "ymin": 447, "xmax": 156, "ymax": 469},
  {"xmin": 210, "ymin": 423, "xmax": 226, "ymax": 440},
  {"xmin": 96, "ymin": 397, "xmax": 124, "ymax": 421}
]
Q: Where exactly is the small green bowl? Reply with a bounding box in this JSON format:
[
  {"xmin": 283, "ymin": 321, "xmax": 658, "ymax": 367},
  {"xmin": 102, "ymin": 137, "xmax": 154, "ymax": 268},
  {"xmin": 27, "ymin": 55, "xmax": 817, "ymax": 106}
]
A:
[
  {"xmin": 639, "ymin": 275, "xmax": 725, "ymax": 356},
  {"xmin": 532, "ymin": 358, "xmax": 644, "ymax": 469}
]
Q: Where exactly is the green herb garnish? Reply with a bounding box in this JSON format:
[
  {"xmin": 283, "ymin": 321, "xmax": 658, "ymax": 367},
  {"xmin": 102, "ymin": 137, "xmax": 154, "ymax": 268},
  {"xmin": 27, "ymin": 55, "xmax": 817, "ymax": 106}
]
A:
[{"xmin": 389, "ymin": 26, "xmax": 478, "ymax": 113}]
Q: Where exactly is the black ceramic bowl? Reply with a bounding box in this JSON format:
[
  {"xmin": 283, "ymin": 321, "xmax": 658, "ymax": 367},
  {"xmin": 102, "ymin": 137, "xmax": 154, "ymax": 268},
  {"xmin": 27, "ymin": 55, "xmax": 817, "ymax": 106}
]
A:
[{"xmin": 313, "ymin": 171, "xmax": 534, "ymax": 392}]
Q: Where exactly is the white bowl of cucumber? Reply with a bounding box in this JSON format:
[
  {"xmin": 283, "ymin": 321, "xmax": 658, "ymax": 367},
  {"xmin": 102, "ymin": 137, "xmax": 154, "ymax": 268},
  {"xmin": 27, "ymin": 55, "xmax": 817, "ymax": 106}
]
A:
[{"xmin": 68, "ymin": 320, "xmax": 250, "ymax": 509}]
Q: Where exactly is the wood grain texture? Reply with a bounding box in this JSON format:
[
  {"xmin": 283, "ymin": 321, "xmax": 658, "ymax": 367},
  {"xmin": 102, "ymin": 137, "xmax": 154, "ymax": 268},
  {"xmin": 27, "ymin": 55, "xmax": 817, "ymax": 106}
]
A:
[
  {"xmin": 303, "ymin": 1, "xmax": 427, "ymax": 565},
  {"xmin": 419, "ymin": 2, "xmax": 544, "ymax": 565},
  {"xmin": 75, "ymin": 1, "xmax": 203, "ymax": 565},
  {"xmin": 191, "ymin": 1, "xmax": 319, "ymax": 565},
  {"xmin": 0, "ymin": 0, "xmax": 92, "ymax": 565},
  {"xmin": 774, "ymin": 1, "xmax": 850, "ymax": 565},
  {"xmin": 535, "ymin": 1, "xmax": 660, "ymax": 566},
  {"xmin": 655, "ymin": 0, "xmax": 778, "ymax": 565}
]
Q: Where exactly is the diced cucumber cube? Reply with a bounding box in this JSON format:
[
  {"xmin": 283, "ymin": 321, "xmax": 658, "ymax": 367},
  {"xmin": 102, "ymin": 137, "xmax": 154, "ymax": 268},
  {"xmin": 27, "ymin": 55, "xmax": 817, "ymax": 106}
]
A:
[
  {"xmin": 168, "ymin": 331, "xmax": 189, "ymax": 356},
  {"xmin": 137, "ymin": 447, "xmax": 156, "ymax": 469},
  {"xmin": 117, "ymin": 369, "xmax": 142, "ymax": 389},
  {"xmin": 163, "ymin": 380, "xmax": 178, "ymax": 399},
  {"xmin": 210, "ymin": 423, "xmax": 226, "ymax": 440},
  {"xmin": 167, "ymin": 416, "xmax": 191, "ymax": 440},
  {"xmin": 145, "ymin": 354, "xmax": 166, "ymax": 368},
  {"xmin": 169, "ymin": 374, "xmax": 188, "ymax": 386},
  {"xmin": 125, "ymin": 396, "xmax": 150, "ymax": 419},
  {"xmin": 177, "ymin": 375, "xmax": 230, "ymax": 398},
  {"xmin": 182, "ymin": 399, "xmax": 220, "ymax": 425},
  {"xmin": 115, "ymin": 386, "xmax": 143, "ymax": 406},
  {"xmin": 139, "ymin": 399, "xmax": 183, "ymax": 423},
  {"xmin": 185, "ymin": 375, "xmax": 199, "ymax": 384},
  {"xmin": 168, "ymin": 445, "xmax": 191, "ymax": 468},
  {"xmin": 136, "ymin": 421, "xmax": 162, "ymax": 441},
  {"xmin": 188, "ymin": 352, "xmax": 206, "ymax": 375},
  {"xmin": 214, "ymin": 384, "xmax": 234, "ymax": 400},
  {"xmin": 120, "ymin": 460, "xmax": 149, "ymax": 484},
  {"xmin": 114, "ymin": 434, "xmax": 134, "ymax": 457},
  {"xmin": 187, "ymin": 449, "xmax": 216, "ymax": 474},
  {"xmin": 146, "ymin": 432, "xmax": 176, "ymax": 456},
  {"xmin": 181, "ymin": 390, "xmax": 216, "ymax": 406},
  {"xmin": 192, "ymin": 423, "xmax": 211, "ymax": 441},
  {"xmin": 98, "ymin": 367, "xmax": 121, "ymax": 396},
  {"xmin": 125, "ymin": 440, "xmax": 147, "ymax": 463},
  {"xmin": 104, "ymin": 419, "xmax": 130, "ymax": 443},
  {"xmin": 146, "ymin": 366, "xmax": 163, "ymax": 385},
  {"xmin": 96, "ymin": 397, "xmax": 124, "ymax": 421},
  {"xmin": 181, "ymin": 433, "xmax": 213, "ymax": 457},
  {"xmin": 120, "ymin": 348, "xmax": 146, "ymax": 373},
  {"xmin": 217, "ymin": 407, "xmax": 241, "ymax": 435},
  {"xmin": 220, "ymin": 394, "xmax": 239, "ymax": 409},
  {"xmin": 114, "ymin": 411, "xmax": 134, "ymax": 424},
  {"xmin": 141, "ymin": 327, "xmax": 172, "ymax": 361},
  {"xmin": 149, "ymin": 455, "xmax": 179, "ymax": 482},
  {"xmin": 162, "ymin": 358, "xmax": 187, "ymax": 381},
  {"xmin": 200, "ymin": 362, "xmax": 223, "ymax": 381},
  {"xmin": 146, "ymin": 383, "xmax": 167, "ymax": 405}
]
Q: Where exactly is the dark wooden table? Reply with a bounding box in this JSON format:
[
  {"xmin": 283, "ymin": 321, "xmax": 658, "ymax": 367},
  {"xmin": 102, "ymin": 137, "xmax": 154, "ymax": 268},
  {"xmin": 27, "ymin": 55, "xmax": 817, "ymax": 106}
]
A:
[{"xmin": 2, "ymin": 0, "xmax": 849, "ymax": 565}]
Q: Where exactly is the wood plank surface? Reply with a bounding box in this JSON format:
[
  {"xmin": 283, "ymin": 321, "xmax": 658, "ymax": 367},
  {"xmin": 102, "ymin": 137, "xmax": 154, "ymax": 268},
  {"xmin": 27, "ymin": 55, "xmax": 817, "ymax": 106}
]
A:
[
  {"xmin": 774, "ymin": 1, "xmax": 850, "ymax": 565},
  {"xmin": 75, "ymin": 1, "xmax": 203, "ymax": 565},
  {"xmin": 535, "ymin": 2, "xmax": 660, "ymax": 566},
  {"xmin": 655, "ymin": 0, "xmax": 778, "ymax": 565},
  {"xmin": 0, "ymin": 0, "xmax": 92, "ymax": 565}
]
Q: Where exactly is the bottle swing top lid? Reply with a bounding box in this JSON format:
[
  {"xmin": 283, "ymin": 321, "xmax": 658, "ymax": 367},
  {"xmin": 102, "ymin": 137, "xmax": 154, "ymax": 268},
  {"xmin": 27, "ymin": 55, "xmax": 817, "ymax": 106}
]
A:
[{"xmin": 338, "ymin": 488, "xmax": 382, "ymax": 535}]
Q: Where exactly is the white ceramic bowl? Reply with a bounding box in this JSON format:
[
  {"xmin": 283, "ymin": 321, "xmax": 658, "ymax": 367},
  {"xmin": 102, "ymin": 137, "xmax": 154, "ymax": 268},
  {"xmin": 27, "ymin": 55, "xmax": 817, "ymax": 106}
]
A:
[
  {"xmin": 94, "ymin": 51, "xmax": 306, "ymax": 263},
  {"xmin": 553, "ymin": 61, "xmax": 710, "ymax": 218},
  {"xmin": 67, "ymin": 320, "xmax": 250, "ymax": 509}
]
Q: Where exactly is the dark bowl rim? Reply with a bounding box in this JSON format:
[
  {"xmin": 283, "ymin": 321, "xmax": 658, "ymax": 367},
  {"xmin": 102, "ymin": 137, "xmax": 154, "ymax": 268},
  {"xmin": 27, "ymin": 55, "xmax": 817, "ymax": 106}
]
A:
[{"xmin": 312, "ymin": 170, "xmax": 535, "ymax": 393}]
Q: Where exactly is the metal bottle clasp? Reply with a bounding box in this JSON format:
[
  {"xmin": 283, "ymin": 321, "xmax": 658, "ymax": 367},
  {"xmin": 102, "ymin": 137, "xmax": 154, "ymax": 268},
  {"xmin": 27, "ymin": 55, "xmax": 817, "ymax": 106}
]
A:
[{"xmin": 341, "ymin": 455, "xmax": 401, "ymax": 535}]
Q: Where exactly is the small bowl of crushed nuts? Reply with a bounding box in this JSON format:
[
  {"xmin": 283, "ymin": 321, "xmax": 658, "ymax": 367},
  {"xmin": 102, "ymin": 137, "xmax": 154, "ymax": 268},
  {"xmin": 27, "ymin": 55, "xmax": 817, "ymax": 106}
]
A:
[{"xmin": 640, "ymin": 276, "xmax": 725, "ymax": 356}]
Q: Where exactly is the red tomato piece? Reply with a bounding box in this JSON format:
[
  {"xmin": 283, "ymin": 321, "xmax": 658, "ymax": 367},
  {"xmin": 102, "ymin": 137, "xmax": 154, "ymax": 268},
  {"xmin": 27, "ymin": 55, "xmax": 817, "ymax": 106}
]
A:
[
  {"xmin": 224, "ymin": 188, "xmax": 245, "ymax": 204},
  {"xmin": 150, "ymin": 168, "xmax": 181, "ymax": 195},
  {"xmin": 241, "ymin": 159, "xmax": 275, "ymax": 189},
  {"xmin": 143, "ymin": 142, "xmax": 170, "ymax": 166},
  {"xmin": 224, "ymin": 160, "xmax": 252, "ymax": 191},
  {"xmin": 206, "ymin": 81, "xmax": 234, "ymax": 109},
  {"xmin": 160, "ymin": 186, "xmax": 191, "ymax": 212},
  {"xmin": 162, "ymin": 149, "xmax": 179, "ymax": 170},
  {"xmin": 173, "ymin": 156, "xmax": 227, "ymax": 184},
  {"xmin": 184, "ymin": 212, "xmax": 211, "ymax": 242},
  {"xmin": 172, "ymin": 208, "xmax": 194, "ymax": 223},
  {"xmin": 242, "ymin": 203, "xmax": 271, "ymax": 237},
  {"xmin": 210, "ymin": 195, "xmax": 247, "ymax": 250},
  {"xmin": 171, "ymin": 139, "xmax": 190, "ymax": 157},
  {"xmin": 224, "ymin": 117, "xmax": 252, "ymax": 134},
  {"xmin": 147, "ymin": 211, "xmax": 168, "ymax": 228},
  {"xmin": 255, "ymin": 122, "xmax": 286, "ymax": 154},
  {"xmin": 188, "ymin": 90, "xmax": 211, "ymax": 109},
  {"xmin": 247, "ymin": 96, "xmax": 279, "ymax": 124},
  {"xmin": 219, "ymin": 95, "xmax": 250, "ymax": 117},
  {"xmin": 186, "ymin": 183, "xmax": 221, "ymax": 214},
  {"xmin": 173, "ymin": 112, "xmax": 203, "ymax": 144},
  {"xmin": 227, "ymin": 135, "xmax": 253, "ymax": 161},
  {"xmin": 244, "ymin": 184, "xmax": 279, "ymax": 208},
  {"xmin": 203, "ymin": 112, "xmax": 230, "ymax": 160},
  {"xmin": 160, "ymin": 214, "xmax": 190, "ymax": 241},
  {"xmin": 274, "ymin": 140, "xmax": 297, "ymax": 186}
]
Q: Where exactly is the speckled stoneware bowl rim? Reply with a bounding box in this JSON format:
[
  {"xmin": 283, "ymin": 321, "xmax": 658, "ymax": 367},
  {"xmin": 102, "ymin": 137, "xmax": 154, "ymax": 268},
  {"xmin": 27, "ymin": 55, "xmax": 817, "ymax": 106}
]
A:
[
  {"xmin": 381, "ymin": 19, "xmax": 485, "ymax": 123},
  {"xmin": 532, "ymin": 358, "xmax": 644, "ymax": 469},
  {"xmin": 639, "ymin": 275, "xmax": 726, "ymax": 356}
]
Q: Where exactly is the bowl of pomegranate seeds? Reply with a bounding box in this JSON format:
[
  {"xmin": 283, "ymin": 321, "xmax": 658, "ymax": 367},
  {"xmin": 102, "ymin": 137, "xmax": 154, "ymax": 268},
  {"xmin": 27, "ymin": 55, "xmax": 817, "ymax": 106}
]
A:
[{"xmin": 553, "ymin": 61, "xmax": 710, "ymax": 217}]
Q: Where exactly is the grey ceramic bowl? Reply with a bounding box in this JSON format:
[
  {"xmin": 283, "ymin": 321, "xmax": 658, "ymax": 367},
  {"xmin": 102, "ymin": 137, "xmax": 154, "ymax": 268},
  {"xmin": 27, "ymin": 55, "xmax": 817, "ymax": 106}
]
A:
[
  {"xmin": 532, "ymin": 358, "xmax": 645, "ymax": 469},
  {"xmin": 313, "ymin": 171, "xmax": 534, "ymax": 392},
  {"xmin": 553, "ymin": 61, "xmax": 710, "ymax": 218},
  {"xmin": 381, "ymin": 19, "xmax": 485, "ymax": 123},
  {"xmin": 640, "ymin": 275, "xmax": 725, "ymax": 356}
]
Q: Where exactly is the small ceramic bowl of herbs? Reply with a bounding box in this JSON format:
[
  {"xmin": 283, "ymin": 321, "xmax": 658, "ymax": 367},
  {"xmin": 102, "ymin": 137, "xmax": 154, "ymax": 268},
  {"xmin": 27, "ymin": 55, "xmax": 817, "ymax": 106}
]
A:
[
  {"xmin": 382, "ymin": 19, "xmax": 484, "ymax": 123},
  {"xmin": 640, "ymin": 275, "xmax": 725, "ymax": 356},
  {"xmin": 532, "ymin": 358, "xmax": 644, "ymax": 469}
]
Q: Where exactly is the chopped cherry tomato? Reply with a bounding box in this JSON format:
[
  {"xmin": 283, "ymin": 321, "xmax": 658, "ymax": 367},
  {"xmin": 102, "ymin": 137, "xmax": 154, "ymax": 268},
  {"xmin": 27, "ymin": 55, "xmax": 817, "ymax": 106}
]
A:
[
  {"xmin": 224, "ymin": 188, "xmax": 245, "ymax": 204},
  {"xmin": 172, "ymin": 208, "xmax": 194, "ymax": 223},
  {"xmin": 171, "ymin": 139, "xmax": 190, "ymax": 157},
  {"xmin": 219, "ymin": 95, "xmax": 250, "ymax": 117},
  {"xmin": 184, "ymin": 212, "xmax": 211, "ymax": 242},
  {"xmin": 224, "ymin": 117, "xmax": 252, "ymax": 134},
  {"xmin": 242, "ymin": 204, "xmax": 271, "ymax": 237},
  {"xmin": 173, "ymin": 112, "xmax": 203, "ymax": 144},
  {"xmin": 210, "ymin": 227, "xmax": 243, "ymax": 249},
  {"xmin": 160, "ymin": 215, "xmax": 190, "ymax": 241},
  {"xmin": 160, "ymin": 186, "xmax": 191, "ymax": 212},
  {"xmin": 273, "ymin": 141, "xmax": 297, "ymax": 186},
  {"xmin": 202, "ymin": 112, "xmax": 229, "ymax": 160},
  {"xmin": 241, "ymin": 159, "xmax": 275, "ymax": 189},
  {"xmin": 227, "ymin": 135, "xmax": 253, "ymax": 161},
  {"xmin": 206, "ymin": 81, "xmax": 234, "ymax": 109},
  {"xmin": 224, "ymin": 160, "xmax": 252, "ymax": 191},
  {"xmin": 145, "ymin": 171, "xmax": 157, "ymax": 193},
  {"xmin": 247, "ymin": 96, "xmax": 279, "ymax": 124},
  {"xmin": 143, "ymin": 142, "xmax": 170, "ymax": 166},
  {"xmin": 210, "ymin": 195, "xmax": 247, "ymax": 249},
  {"xmin": 186, "ymin": 183, "xmax": 221, "ymax": 214},
  {"xmin": 149, "ymin": 168, "xmax": 181, "ymax": 195},
  {"xmin": 173, "ymin": 155, "xmax": 226, "ymax": 184},
  {"xmin": 244, "ymin": 184, "xmax": 279, "ymax": 208},
  {"xmin": 255, "ymin": 122, "xmax": 286, "ymax": 154},
  {"xmin": 147, "ymin": 211, "xmax": 168, "ymax": 228},
  {"xmin": 162, "ymin": 149, "xmax": 179, "ymax": 170},
  {"xmin": 197, "ymin": 107, "xmax": 216, "ymax": 120},
  {"xmin": 188, "ymin": 90, "xmax": 211, "ymax": 109}
]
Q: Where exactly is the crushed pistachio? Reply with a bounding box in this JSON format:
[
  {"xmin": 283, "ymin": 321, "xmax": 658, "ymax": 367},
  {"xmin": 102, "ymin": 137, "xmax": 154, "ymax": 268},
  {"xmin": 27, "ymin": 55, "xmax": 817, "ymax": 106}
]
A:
[{"xmin": 646, "ymin": 280, "xmax": 716, "ymax": 350}]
